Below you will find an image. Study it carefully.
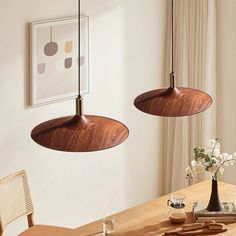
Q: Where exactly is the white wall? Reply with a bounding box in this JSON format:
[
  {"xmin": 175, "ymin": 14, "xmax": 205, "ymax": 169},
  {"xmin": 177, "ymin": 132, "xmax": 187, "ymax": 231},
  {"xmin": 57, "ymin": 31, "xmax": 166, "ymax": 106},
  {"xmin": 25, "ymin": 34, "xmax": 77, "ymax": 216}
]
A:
[
  {"xmin": 0, "ymin": 0, "xmax": 166, "ymax": 235},
  {"xmin": 216, "ymin": 0, "xmax": 236, "ymax": 184}
]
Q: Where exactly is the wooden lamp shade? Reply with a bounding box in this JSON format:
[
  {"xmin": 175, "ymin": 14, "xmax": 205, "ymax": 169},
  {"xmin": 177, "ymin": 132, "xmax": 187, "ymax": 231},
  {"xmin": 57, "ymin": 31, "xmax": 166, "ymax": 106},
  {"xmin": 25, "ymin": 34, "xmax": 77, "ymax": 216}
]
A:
[
  {"xmin": 31, "ymin": 114, "xmax": 129, "ymax": 152},
  {"xmin": 134, "ymin": 86, "xmax": 212, "ymax": 117},
  {"xmin": 30, "ymin": 1, "xmax": 129, "ymax": 152},
  {"xmin": 134, "ymin": 0, "xmax": 212, "ymax": 117}
]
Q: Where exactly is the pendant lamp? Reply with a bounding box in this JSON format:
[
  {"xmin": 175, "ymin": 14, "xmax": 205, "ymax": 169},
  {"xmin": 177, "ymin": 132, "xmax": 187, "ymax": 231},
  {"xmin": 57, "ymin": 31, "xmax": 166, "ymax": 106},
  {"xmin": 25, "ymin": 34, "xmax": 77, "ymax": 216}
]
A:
[
  {"xmin": 134, "ymin": 0, "xmax": 212, "ymax": 117},
  {"xmin": 31, "ymin": 2, "xmax": 129, "ymax": 152}
]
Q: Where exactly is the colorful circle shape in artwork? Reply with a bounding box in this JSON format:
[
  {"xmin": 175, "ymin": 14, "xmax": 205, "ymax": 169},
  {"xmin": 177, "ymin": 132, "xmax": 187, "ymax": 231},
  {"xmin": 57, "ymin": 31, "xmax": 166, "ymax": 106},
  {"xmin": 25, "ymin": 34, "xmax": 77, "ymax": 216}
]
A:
[
  {"xmin": 44, "ymin": 41, "xmax": 58, "ymax": 56},
  {"xmin": 44, "ymin": 26, "xmax": 58, "ymax": 56}
]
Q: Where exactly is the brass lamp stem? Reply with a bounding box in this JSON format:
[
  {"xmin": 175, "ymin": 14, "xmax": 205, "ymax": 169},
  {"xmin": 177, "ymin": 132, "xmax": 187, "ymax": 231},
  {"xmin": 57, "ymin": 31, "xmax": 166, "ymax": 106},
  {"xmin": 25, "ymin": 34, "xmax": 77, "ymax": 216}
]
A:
[
  {"xmin": 169, "ymin": 0, "xmax": 175, "ymax": 89},
  {"xmin": 76, "ymin": 96, "xmax": 83, "ymax": 116},
  {"xmin": 170, "ymin": 72, "xmax": 175, "ymax": 88}
]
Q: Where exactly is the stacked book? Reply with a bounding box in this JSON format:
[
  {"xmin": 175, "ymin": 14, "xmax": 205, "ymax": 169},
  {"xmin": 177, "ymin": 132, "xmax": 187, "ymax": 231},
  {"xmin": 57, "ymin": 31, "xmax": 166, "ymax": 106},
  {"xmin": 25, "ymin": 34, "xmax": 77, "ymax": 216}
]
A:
[{"xmin": 193, "ymin": 202, "xmax": 236, "ymax": 223}]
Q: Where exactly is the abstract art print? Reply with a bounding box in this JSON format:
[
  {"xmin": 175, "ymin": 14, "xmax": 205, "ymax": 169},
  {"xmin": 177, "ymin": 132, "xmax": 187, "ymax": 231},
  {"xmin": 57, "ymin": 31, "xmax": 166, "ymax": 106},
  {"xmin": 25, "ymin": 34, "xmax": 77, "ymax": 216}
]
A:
[{"xmin": 30, "ymin": 16, "xmax": 89, "ymax": 106}]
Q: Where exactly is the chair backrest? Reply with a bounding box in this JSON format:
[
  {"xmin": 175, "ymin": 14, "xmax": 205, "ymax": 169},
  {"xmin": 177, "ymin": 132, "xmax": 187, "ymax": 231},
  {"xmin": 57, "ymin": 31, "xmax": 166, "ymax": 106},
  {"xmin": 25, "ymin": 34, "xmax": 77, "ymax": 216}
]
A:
[{"xmin": 0, "ymin": 170, "xmax": 34, "ymax": 231}]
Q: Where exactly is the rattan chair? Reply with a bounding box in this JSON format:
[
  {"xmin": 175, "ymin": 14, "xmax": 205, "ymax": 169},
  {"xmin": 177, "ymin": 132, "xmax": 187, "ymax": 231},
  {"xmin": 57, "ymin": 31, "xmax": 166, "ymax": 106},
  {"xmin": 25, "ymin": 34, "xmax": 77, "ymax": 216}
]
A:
[{"xmin": 0, "ymin": 170, "xmax": 72, "ymax": 236}]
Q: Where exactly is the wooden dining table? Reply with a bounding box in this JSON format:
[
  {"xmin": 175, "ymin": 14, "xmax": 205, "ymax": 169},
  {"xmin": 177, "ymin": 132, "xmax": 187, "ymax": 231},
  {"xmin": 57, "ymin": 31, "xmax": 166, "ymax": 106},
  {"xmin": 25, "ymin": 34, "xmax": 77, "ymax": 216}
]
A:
[{"xmin": 62, "ymin": 181, "xmax": 236, "ymax": 236}]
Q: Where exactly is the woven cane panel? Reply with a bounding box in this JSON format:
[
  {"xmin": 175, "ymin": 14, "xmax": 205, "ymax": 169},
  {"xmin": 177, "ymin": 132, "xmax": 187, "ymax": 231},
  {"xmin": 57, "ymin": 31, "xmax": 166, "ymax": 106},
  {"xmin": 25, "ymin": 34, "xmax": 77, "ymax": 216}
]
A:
[
  {"xmin": 22, "ymin": 175, "xmax": 33, "ymax": 214},
  {"xmin": 0, "ymin": 172, "xmax": 33, "ymax": 228}
]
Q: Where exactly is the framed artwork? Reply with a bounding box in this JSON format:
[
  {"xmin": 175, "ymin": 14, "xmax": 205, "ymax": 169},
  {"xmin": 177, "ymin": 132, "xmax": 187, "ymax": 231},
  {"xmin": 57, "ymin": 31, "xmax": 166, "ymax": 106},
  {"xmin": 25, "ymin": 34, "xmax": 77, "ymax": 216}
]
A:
[{"xmin": 30, "ymin": 15, "xmax": 89, "ymax": 106}]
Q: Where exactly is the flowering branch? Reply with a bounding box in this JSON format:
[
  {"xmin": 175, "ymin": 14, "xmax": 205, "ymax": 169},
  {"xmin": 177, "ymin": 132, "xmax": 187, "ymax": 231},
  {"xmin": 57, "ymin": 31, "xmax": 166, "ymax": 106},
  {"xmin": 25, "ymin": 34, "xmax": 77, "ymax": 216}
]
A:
[{"xmin": 185, "ymin": 139, "xmax": 236, "ymax": 180}]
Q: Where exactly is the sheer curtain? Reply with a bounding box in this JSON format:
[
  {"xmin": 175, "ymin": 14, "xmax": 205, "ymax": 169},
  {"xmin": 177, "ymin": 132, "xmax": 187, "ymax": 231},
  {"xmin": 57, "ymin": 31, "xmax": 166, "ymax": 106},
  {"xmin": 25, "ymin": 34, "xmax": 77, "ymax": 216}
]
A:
[{"xmin": 162, "ymin": 0, "xmax": 216, "ymax": 194}]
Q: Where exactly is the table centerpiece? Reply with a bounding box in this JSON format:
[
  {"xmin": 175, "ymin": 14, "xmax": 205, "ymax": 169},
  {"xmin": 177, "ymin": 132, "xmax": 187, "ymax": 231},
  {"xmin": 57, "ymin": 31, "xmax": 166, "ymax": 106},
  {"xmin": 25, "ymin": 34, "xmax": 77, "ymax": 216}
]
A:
[{"xmin": 185, "ymin": 138, "xmax": 236, "ymax": 212}]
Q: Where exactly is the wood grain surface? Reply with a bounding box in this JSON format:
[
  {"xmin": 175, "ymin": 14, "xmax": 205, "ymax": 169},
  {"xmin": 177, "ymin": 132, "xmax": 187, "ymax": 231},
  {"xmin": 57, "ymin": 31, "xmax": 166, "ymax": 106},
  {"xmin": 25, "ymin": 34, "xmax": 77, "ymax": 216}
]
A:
[
  {"xmin": 31, "ymin": 115, "xmax": 129, "ymax": 152},
  {"xmin": 60, "ymin": 181, "xmax": 236, "ymax": 236},
  {"xmin": 134, "ymin": 87, "xmax": 212, "ymax": 117}
]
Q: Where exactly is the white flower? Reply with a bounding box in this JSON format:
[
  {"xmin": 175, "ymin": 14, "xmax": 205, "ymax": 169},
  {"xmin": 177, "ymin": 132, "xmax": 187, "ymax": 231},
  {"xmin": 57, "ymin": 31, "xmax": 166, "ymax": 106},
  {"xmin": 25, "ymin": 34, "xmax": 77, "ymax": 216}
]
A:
[
  {"xmin": 228, "ymin": 155, "xmax": 235, "ymax": 166},
  {"xmin": 208, "ymin": 162, "xmax": 221, "ymax": 174},
  {"xmin": 222, "ymin": 153, "xmax": 230, "ymax": 160},
  {"xmin": 208, "ymin": 139, "xmax": 219, "ymax": 147},
  {"xmin": 220, "ymin": 153, "xmax": 235, "ymax": 166},
  {"xmin": 185, "ymin": 166, "xmax": 194, "ymax": 178},
  {"xmin": 219, "ymin": 167, "xmax": 225, "ymax": 174},
  {"xmin": 214, "ymin": 148, "xmax": 221, "ymax": 157},
  {"xmin": 206, "ymin": 139, "xmax": 221, "ymax": 157},
  {"xmin": 191, "ymin": 160, "xmax": 197, "ymax": 166},
  {"xmin": 186, "ymin": 138, "xmax": 236, "ymax": 180},
  {"xmin": 208, "ymin": 139, "xmax": 217, "ymax": 144},
  {"xmin": 191, "ymin": 160, "xmax": 204, "ymax": 174}
]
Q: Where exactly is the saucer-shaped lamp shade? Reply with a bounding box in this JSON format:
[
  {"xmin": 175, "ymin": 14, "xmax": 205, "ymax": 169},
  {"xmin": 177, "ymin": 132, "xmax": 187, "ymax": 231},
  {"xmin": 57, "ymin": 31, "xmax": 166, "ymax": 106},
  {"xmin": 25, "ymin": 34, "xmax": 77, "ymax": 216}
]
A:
[
  {"xmin": 134, "ymin": 0, "xmax": 212, "ymax": 118},
  {"xmin": 31, "ymin": 115, "xmax": 129, "ymax": 152},
  {"xmin": 134, "ymin": 87, "xmax": 212, "ymax": 117}
]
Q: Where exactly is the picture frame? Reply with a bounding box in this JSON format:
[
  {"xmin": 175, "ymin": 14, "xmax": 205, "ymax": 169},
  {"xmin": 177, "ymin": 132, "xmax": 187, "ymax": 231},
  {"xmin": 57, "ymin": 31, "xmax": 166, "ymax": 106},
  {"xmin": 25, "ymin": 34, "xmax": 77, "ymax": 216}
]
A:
[{"xmin": 30, "ymin": 15, "xmax": 89, "ymax": 106}]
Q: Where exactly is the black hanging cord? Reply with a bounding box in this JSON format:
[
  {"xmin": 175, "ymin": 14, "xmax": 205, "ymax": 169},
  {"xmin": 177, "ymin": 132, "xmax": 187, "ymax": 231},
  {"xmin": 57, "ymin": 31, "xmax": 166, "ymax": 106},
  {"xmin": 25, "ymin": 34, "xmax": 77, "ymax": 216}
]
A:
[
  {"xmin": 169, "ymin": 0, "xmax": 175, "ymax": 88},
  {"xmin": 78, "ymin": 0, "xmax": 81, "ymax": 98},
  {"xmin": 75, "ymin": 0, "xmax": 82, "ymax": 116},
  {"xmin": 171, "ymin": 0, "xmax": 174, "ymax": 74}
]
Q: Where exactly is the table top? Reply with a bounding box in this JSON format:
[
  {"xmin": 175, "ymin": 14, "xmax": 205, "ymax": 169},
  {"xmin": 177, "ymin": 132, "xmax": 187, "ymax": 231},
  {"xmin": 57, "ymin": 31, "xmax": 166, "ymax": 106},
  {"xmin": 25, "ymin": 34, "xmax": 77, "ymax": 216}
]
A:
[{"xmin": 64, "ymin": 181, "xmax": 236, "ymax": 236}]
